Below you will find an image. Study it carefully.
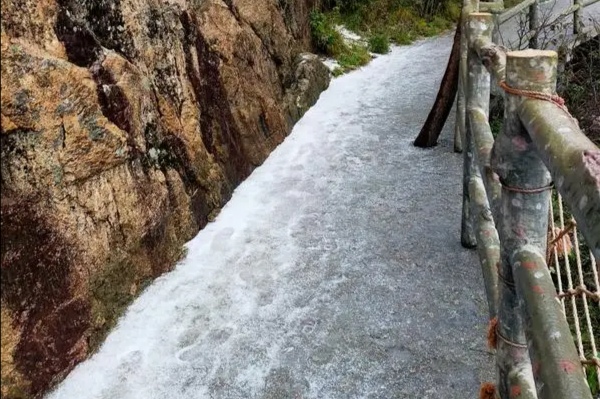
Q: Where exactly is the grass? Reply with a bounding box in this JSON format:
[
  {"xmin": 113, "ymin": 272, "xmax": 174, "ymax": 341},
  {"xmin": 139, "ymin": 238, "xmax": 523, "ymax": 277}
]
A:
[
  {"xmin": 309, "ymin": 9, "xmax": 373, "ymax": 73},
  {"xmin": 369, "ymin": 33, "xmax": 390, "ymax": 54},
  {"xmin": 310, "ymin": 0, "xmax": 461, "ymax": 75},
  {"xmin": 338, "ymin": 44, "xmax": 372, "ymax": 69}
]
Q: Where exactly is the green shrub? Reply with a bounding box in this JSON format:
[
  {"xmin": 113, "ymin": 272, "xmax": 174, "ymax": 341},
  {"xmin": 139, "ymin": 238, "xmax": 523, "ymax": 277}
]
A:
[
  {"xmin": 312, "ymin": 0, "xmax": 462, "ymax": 76},
  {"xmin": 369, "ymin": 34, "xmax": 390, "ymax": 54},
  {"xmin": 310, "ymin": 10, "xmax": 345, "ymax": 56},
  {"xmin": 443, "ymin": 0, "xmax": 461, "ymax": 20},
  {"xmin": 389, "ymin": 29, "xmax": 414, "ymax": 45},
  {"xmin": 337, "ymin": 44, "xmax": 372, "ymax": 70},
  {"xmin": 321, "ymin": 0, "xmax": 373, "ymax": 12}
]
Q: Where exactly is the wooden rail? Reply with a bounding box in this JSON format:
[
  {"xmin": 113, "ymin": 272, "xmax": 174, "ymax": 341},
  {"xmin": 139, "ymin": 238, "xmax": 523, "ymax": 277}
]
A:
[
  {"xmin": 453, "ymin": 0, "xmax": 599, "ymax": 152},
  {"xmin": 457, "ymin": 5, "xmax": 600, "ymax": 398},
  {"xmin": 495, "ymin": 0, "xmax": 600, "ymax": 47}
]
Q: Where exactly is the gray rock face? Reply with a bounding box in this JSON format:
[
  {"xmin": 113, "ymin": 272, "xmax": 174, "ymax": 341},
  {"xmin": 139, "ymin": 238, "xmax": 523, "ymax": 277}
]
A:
[
  {"xmin": 0, "ymin": 0, "xmax": 328, "ymax": 397},
  {"xmin": 286, "ymin": 53, "xmax": 332, "ymax": 121}
]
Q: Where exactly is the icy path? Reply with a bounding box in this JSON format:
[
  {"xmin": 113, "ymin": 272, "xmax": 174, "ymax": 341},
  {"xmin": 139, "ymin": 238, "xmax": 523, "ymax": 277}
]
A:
[{"xmin": 48, "ymin": 34, "xmax": 493, "ymax": 399}]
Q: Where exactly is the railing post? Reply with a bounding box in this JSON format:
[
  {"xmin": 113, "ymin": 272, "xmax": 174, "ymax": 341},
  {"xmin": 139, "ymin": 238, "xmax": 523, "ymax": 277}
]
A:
[
  {"xmin": 493, "ymin": 49, "xmax": 594, "ymax": 399},
  {"xmin": 573, "ymin": 0, "xmax": 582, "ymax": 34},
  {"xmin": 466, "ymin": 14, "xmax": 492, "ymax": 131},
  {"xmin": 455, "ymin": 0, "xmax": 480, "ymax": 155},
  {"xmin": 491, "ymin": 7, "xmax": 504, "ymax": 46},
  {"xmin": 528, "ymin": 0, "xmax": 540, "ymax": 48},
  {"xmin": 459, "ymin": 0, "xmax": 480, "ymax": 247},
  {"xmin": 454, "ymin": 11, "xmax": 466, "ymax": 154},
  {"xmin": 490, "ymin": 49, "xmax": 560, "ymax": 399},
  {"xmin": 466, "ymin": 12, "xmax": 499, "ymax": 317}
]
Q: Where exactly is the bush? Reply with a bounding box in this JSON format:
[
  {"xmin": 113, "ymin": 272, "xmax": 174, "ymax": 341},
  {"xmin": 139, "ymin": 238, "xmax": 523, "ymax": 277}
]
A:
[
  {"xmin": 369, "ymin": 34, "xmax": 390, "ymax": 53},
  {"xmin": 337, "ymin": 44, "xmax": 372, "ymax": 70},
  {"xmin": 310, "ymin": 0, "xmax": 461, "ymax": 76},
  {"xmin": 321, "ymin": 0, "xmax": 373, "ymax": 12},
  {"xmin": 309, "ymin": 9, "xmax": 345, "ymax": 56}
]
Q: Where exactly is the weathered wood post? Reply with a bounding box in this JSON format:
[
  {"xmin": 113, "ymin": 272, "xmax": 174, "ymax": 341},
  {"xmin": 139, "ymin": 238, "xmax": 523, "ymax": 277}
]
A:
[
  {"xmin": 478, "ymin": 1, "xmax": 504, "ymax": 45},
  {"xmin": 528, "ymin": 0, "xmax": 540, "ymax": 48},
  {"xmin": 455, "ymin": 0, "xmax": 480, "ymax": 154},
  {"xmin": 491, "ymin": 5, "xmax": 504, "ymax": 45},
  {"xmin": 496, "ymin": 49, "xmax": 594, "ymax": 399},
  {"xmin": 573, "ymin": 0, "xmax": 582, "ymax": 34},
  {"xmin": 490, "ymin": 49, "xmax": 558, "ymax": 399},
  {"xmin": 459, "ymin": 0, "xmax": 481, "ymax": 247},
  {"xmin": 466, "ymin": 12, "xmax": 499, "ymax": 316}
]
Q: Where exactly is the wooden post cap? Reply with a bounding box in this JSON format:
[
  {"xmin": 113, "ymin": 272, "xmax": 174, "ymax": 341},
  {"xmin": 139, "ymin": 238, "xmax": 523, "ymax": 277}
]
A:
[{"xmin": 506, "ymin": 50, "xmax": 558, "ymax": 93}]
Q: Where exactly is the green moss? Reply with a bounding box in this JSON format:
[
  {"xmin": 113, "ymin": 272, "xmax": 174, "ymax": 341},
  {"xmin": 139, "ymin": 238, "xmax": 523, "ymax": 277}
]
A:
[
  {"xmin": 1, "ymin": 374, "xmax": 29, "ymax": 399},
  {"xmin": 87, "ymin": 243, "xmax": 188, "ymax": 352},
  {"xmin": 52, "ymin": 165, "xmax": 64, "ymax": 186},
  {"xmin": 84, "ymin": 119, "xmax": 106, "ymax": 141},
  {"xmin": 88, "ymin": 250, "xmax": 143, "ymax": 351}
]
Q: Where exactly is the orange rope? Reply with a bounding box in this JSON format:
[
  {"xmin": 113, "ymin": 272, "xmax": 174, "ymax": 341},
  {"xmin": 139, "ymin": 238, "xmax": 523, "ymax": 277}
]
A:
[{"xmin": 498, "ymin": 80, "xmax": 575, "ymax": 121}]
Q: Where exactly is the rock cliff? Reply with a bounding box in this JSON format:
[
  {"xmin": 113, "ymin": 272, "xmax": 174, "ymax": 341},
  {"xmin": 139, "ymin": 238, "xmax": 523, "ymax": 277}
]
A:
[{"xmin": 0, "ymin": 0, "xmax": 329, "ymax": 397}]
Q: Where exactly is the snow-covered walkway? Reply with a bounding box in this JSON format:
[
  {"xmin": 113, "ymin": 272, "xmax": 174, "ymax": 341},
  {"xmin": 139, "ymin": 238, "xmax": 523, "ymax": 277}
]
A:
[{"xmin": 48, "ymin": 34, "xmax": 493, "ymax": 399}]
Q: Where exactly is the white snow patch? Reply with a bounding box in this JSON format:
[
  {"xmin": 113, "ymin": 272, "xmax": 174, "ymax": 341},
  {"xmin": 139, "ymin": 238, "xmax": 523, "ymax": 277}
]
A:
[
  {"xmin": 321, "ymin": 57, "xmax": 341, "ymax": 72},
  {"xmin": 336, "ymin": 25, "xmax": 363, "ymax": 43}
]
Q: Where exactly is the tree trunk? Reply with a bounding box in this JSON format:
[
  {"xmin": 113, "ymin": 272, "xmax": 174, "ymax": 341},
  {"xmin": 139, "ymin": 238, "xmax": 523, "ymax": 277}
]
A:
[{"xmin": 413, "ymin": 17, "xmax": 462, "ymax": 148}]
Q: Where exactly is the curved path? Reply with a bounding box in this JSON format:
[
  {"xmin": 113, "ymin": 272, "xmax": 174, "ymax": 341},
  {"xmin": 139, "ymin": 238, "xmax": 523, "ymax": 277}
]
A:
[{"xmin": 47, "ymin": 34, "xmax": 493, "ymax": 399}]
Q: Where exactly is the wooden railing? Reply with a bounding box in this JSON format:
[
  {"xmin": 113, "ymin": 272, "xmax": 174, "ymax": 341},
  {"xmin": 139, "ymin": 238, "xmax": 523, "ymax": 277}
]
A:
[
  {"xmin": 454, "ymin": 0, "xmax": 599, "ymax": 152},
  {"xmin": 456, "ymin": 2, "xmax": 600, "ymax": 398},
  {"xmin": 494, "ymin": 0, "xmax": 600, "ymax": 47}
]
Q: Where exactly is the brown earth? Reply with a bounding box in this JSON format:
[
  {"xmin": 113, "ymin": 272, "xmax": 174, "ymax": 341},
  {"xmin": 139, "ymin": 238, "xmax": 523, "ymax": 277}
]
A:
[{"xmin": 0, "ymin": 1, "xmax": 330, "ymax": 397}]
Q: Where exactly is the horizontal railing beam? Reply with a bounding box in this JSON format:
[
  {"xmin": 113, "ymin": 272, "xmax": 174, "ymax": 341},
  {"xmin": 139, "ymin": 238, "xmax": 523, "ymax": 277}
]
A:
[
  {"xmin": 582, "ymin": 0, "xmax": 599, "ymax": 7},
  {"xmin": 517, "ymin": 5, "xmax": 580, "ymax": 45},
  {"xmin": 498, "ymin": 0, "xmax": 597, "ymax": 26},
  {"xmin": 498, "ymin": 0, "xmax": 536, "ymax": 24},
  {"xmin": 475, "ymin": 41, "xmax": 506, "ymax": 87},
  {"xmin": 555, "ymin": 3, "xmax": 581, "ymax": 20},
  {"xmin": 519, "ymin": 100, "xmax": 600, "ymax": 259},
  {"xmin": 512, "ymin": 247, "xmax": 594, "ymax": 399},
  {"xmin": 523, "ymin": 25, "xmax": 600, "ymax": 58}
]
